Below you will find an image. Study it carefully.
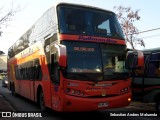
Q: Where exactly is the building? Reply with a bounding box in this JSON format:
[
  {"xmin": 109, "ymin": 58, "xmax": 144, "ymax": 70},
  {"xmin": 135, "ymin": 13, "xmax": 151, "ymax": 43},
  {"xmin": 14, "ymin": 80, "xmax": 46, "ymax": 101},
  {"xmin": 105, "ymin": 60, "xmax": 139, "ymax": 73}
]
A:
[{"xmin": 0, "ymin": 55, "xmax": 7, "ymax": 73}]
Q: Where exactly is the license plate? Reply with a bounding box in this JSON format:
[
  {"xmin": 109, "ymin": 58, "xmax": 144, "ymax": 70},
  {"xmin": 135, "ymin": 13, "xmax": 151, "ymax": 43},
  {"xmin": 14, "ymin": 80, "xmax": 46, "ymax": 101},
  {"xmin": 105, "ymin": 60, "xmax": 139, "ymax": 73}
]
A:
[{"xmin": 98, "ymin": 102, "xmax": 108, "ymax": 107}]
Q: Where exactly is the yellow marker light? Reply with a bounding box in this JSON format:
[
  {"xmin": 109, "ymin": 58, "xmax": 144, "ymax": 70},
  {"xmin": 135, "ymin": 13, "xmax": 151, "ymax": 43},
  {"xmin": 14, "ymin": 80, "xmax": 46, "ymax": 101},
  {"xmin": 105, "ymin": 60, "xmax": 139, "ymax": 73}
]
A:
[{"xmin": 128, "ymin": 98, "xmax": 131, "ymax": 102}]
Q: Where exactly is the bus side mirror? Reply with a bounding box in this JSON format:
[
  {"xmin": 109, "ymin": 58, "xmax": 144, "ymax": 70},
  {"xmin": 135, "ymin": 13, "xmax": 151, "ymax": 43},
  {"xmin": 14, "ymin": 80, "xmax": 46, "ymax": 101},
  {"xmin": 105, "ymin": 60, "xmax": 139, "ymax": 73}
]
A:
[
  {"xmin": 125, "ymin": 50, "xmax": 144, "ymax": 69},
  {"xmin": 137, "ymin": 50, "xmax": 144, "ymax": 67},
  {"xmin": 58, "ymin": 45, "xmax": 67, "ymax": 67}
]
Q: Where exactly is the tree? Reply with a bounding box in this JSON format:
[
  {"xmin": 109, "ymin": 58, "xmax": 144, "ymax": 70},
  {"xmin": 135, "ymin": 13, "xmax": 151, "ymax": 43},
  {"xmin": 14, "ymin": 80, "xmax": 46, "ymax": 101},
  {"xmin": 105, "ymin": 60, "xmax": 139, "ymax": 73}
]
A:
[
  {"xmin": 0, "ymin": 2, "xmax": 21, "ymax": 54},
  {"xmin": 114, "ymin": 6, "xmax": 145, "ymax": 49},
  {"xmin": 0, "ymin": 2, "xmax": 20, "ymax": 37}
]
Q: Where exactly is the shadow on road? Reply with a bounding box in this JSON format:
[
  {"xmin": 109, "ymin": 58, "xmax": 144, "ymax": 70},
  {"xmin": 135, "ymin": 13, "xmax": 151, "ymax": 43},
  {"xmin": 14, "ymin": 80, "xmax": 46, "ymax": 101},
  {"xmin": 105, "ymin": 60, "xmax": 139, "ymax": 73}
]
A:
[{"xmin": 43, "ymin": 110, "xmax": 106, "ymax": 120}]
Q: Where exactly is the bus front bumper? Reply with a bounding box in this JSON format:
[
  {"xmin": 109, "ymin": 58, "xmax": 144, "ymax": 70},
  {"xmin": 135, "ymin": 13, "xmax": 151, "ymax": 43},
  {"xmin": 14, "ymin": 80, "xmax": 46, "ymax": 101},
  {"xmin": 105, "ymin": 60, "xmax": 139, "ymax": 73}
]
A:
[{"xmin": 63, "ymin": 92, "xmax": 131, "ymax": 112}]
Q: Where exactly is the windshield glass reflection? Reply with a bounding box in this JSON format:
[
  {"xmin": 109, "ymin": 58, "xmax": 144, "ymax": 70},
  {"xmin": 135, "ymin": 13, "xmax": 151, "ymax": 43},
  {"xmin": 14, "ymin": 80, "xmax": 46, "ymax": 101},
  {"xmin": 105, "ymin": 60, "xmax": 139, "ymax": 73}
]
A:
[{"xmin": 62, "ymin": 41, "xmax": 129, "ymax": 81}]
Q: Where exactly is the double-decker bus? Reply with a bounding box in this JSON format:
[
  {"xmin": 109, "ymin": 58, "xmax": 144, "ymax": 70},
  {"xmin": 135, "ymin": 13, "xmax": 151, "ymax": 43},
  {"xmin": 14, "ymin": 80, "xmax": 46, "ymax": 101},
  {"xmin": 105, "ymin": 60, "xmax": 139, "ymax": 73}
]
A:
[
  {"xmin": 8, "ymin": 2, "xmax": 134, "ymax": 112},
  {"xmin": 127, "ymin": 48, "xmax": 160, "ymax": 111}
]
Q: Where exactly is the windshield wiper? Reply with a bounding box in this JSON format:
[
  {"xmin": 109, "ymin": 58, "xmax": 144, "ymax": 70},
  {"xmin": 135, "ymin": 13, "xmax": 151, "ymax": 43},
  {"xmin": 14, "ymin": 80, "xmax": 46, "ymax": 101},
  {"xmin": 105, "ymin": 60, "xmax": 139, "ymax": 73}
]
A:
[
  {"xmin": 68, "ymin": 73, "xmax": 100, "ymax": 83},
  {"xmin": 103, "ymin": 71, "xmax": 129, "ymax": 81}
]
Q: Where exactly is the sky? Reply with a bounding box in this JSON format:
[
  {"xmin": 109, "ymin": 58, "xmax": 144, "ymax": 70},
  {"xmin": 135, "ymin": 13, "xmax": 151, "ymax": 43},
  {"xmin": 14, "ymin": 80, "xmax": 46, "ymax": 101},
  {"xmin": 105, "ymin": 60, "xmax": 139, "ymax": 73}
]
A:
[{"xmin": 0, "ymin": 0, "xmax": 160, "ymax": 54}]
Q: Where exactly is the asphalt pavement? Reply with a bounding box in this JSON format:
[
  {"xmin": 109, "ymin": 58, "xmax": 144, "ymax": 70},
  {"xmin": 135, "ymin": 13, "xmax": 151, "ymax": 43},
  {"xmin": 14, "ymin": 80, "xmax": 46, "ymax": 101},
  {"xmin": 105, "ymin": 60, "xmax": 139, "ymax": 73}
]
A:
[
  {"xmin": 0, "ymin": 94, "xmax": 17, "ymax": 120},
  {"xmin": 0, "ymin": 94, "xmax": 14, "ymax": 112},
  {"xmin": 0, "ymin": 79, "xmax": 158, "ymax": 120},
  {"xmin": 0, "ymin": 91, "xmax": 159, "ymax": 120}
]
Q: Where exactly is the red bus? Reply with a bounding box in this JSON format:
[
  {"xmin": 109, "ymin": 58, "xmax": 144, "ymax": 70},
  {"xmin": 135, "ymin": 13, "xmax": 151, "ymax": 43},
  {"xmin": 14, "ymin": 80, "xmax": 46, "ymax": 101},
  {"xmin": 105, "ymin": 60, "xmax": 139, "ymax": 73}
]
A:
[
  {"xmin": 127, "ymin": 48, "xmax": 160, "ymax": 111},
  {"xmin": 8, "ymin": 2, "xmax": 134, "ymax": 112}
]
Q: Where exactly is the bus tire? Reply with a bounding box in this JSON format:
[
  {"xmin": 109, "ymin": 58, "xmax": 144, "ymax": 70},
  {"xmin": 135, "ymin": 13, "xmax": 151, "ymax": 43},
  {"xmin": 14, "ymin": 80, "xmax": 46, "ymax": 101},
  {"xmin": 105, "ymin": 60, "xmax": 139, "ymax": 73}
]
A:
[
  {"xmin": 11, "ymin": 83, "xmax": 17, "ymax": 97},
  {"xmin": 156, "ymin": 97, "xmax": 160, "ymax": 112},
  {"xmin": 39, "ymin": 90, "xmax": 46, "ymax": 111}
]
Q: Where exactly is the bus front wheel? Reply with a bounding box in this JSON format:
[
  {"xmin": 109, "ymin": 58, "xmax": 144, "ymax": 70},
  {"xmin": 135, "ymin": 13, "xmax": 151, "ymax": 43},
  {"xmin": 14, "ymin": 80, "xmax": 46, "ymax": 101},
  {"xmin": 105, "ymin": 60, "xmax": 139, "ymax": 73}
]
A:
[
  {"xmin": 39, "ymin": 90, "xmax": 46, "ymax": 111},
  {"xmin": 11, "ymin": 83, "xmax": 17, "ymax": 96},
  {"xmin": 156, "ymin": 98, "xmax": 160, "ymax": 112}
]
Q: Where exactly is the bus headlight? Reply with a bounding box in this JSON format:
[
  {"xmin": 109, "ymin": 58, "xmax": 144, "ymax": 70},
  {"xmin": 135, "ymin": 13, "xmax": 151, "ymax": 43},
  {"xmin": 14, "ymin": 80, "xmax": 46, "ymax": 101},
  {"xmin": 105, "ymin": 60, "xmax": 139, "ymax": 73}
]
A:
[
  {"xmin": 65, "ymin": 88, "xmax": 70, "ymax": 93},
  {"xmin": 65, "ymin": 88, "xmax": 84, "ymax": 96},
  {"xmin": 5, "ymin": 81, "xmax": 8, "ymax": 84},
  {"xmin": 120, "ymin": 87, "xmax": 130, "ymax": 94}
]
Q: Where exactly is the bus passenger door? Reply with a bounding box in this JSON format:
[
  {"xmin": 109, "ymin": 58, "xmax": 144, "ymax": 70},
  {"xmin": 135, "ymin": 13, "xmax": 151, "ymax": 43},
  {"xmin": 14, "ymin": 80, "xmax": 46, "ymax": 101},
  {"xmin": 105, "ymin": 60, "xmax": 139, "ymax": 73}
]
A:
[
  {"xmin": 50, "ymin": 53, "xmax": 61, "ymax": 110},
  {"xmin": 126, "ymin": 51, "xmax": 144, "ymax": 101}
]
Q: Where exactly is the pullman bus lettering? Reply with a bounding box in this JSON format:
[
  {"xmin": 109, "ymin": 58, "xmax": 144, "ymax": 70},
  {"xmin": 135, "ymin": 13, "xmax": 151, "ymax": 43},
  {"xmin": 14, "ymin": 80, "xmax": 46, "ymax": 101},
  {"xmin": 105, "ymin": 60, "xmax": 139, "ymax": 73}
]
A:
[{"xmin": 78, "ymin": 35, "xmax": 117, "ymax": 43}]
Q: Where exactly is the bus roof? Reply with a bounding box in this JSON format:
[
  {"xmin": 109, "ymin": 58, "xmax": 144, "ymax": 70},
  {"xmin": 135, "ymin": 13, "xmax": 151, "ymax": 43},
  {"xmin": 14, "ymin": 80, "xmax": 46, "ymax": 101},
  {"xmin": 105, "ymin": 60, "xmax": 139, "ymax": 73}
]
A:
[
  {"xmin": 128, "ymin": 48, "xmax": 160, "ymax": 55},
  {"xmin": 8, "ymin": 2, "xmax": 116, "ymax": 53},
  {"xmin": 142, "ymin": 47, "xmax": 160, "ymax": 53},
  {"xmin": 54, "ymin": 2, "xmax": 115, "ymax": 14}
]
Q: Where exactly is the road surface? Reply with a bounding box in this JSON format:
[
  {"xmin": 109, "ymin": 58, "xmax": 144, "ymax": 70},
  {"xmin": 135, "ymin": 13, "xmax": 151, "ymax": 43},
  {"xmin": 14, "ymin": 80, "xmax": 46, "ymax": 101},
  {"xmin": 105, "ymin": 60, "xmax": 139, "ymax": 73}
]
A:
[{"xmin": 0, "ymin": 81, "xmax": 159, "ymax": 120}]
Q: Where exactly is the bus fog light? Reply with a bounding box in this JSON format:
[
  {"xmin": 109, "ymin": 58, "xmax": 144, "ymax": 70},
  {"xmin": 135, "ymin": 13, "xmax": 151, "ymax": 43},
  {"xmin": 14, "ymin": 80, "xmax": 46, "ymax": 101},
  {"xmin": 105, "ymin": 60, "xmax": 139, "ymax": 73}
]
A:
[{"xmin": 128, "ymin": 98, "xmax": 131, "ymax": 102}]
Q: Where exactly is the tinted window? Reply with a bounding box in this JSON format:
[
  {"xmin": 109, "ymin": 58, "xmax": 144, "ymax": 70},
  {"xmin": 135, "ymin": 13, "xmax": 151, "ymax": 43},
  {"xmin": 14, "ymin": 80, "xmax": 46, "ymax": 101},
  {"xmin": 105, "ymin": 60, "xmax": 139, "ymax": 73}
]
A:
[
  {"xmin": 62, "ymin": 41, "xmax": 128, "ymax": 81},
  {"xmin": 58, "ymin": 5, "xmax": 124, "ymax": 39},
  {"xmin": 15, "ymin": 59, "xmax": 43, "ymax": 80}
]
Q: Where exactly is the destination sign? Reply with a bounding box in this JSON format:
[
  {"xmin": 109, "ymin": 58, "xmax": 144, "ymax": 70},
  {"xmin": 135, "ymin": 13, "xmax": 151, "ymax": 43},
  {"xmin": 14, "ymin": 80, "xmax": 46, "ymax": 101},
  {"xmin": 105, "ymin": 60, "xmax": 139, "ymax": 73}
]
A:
[{"xmin": 74, "ymin": 47, "xmax": 95, "ymax": 52}]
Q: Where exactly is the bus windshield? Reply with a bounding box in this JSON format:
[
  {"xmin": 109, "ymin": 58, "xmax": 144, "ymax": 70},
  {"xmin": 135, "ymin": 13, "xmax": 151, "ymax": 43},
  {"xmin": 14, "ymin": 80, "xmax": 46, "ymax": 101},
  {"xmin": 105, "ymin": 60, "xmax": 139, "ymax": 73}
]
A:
[
  {"xmin": 62, "ymin": 41, "xmax": 129, "ymax": 81},
  {"xmin": 58, "ymin": 5, "xmax": 124, "ymax": 40},
  {"xmin": 102, "ymin": 44, "xmax": 129, "ymax": 80}
]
